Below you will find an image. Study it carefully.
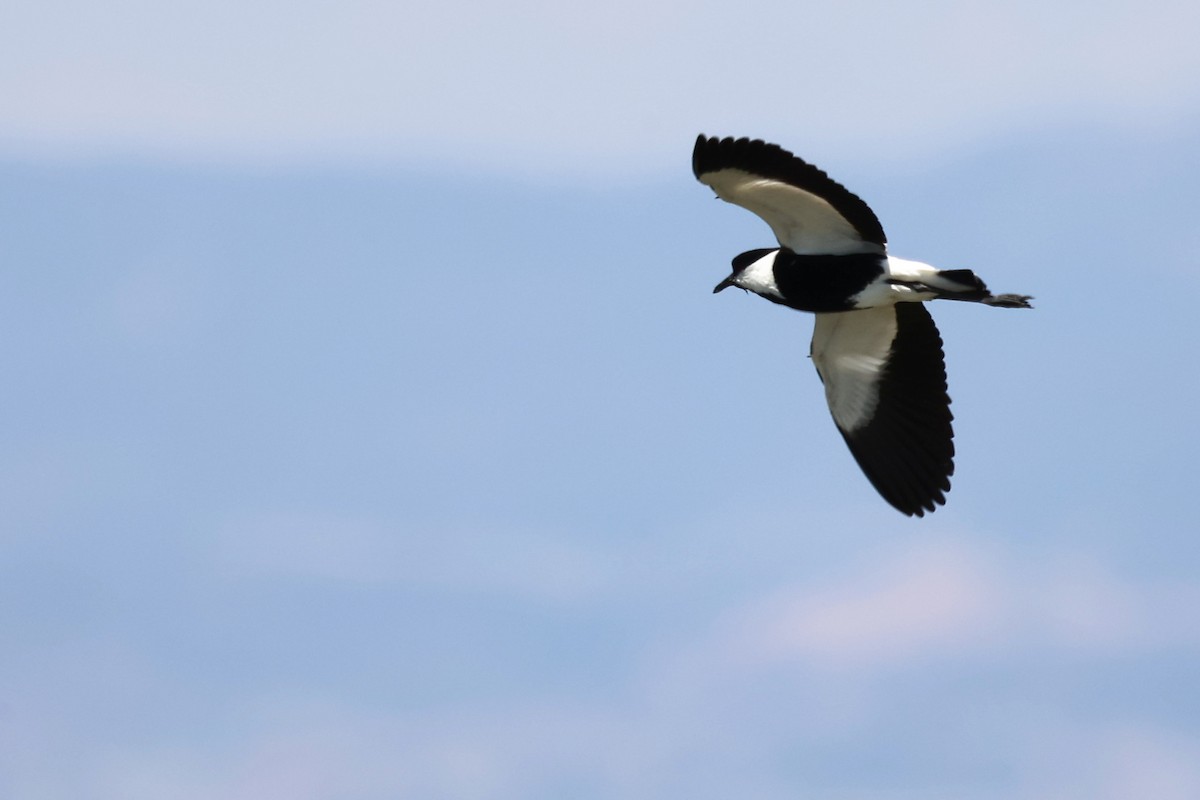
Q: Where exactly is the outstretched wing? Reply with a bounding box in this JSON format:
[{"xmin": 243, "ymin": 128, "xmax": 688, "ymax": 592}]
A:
[
  {"xmin": 810, "ymin": 303, "xmax": 954, "ymax": 516},
  {"xmin": 692, "ymin": 134, "xmax": 887, "ymax": 256}
]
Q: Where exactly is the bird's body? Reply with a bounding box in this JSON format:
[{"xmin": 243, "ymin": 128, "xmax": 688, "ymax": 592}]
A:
[{"xmin": 694, "ymin": 134, "xmax": 1031, "ymax": 516}]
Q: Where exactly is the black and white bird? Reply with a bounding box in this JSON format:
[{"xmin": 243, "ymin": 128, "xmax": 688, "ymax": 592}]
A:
[{"xmin": 693, "ymin": 134, "xmax": 1031, "ymax": 517}]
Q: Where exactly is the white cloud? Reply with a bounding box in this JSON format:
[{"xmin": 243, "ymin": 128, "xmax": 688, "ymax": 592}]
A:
[
  {"xmin": 1096, "ymin": 726, "xmax": 1200, "ymax": 800},
  {"xmin": 215, "ymin": 508, "xmax": 1200, "ymax": 660},
  {"xmin": 716, "ymin": 540, "xmax": 1006, "ymax": 669},
  {"xmin": 693, "ymin": 538, "xmax": 1200, "ymax": 676},
  {"xmin": 2, "ymin": 0, "xmax": 1198, "ymax": 175},
  {"xmin": 9, "ymin": 532, "xmax": 1200, "ymax": 800},
  {"xmin": 64, "ymin": 684, "xmax": 1200, "ymax": 800},
  {"xmin": 1020, "ymin": 722, "xmax": 1200, "ymax": 800}
]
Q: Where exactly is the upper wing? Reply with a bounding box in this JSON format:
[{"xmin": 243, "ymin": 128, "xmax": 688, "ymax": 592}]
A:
[
  {"xmin": 810, "ymin": 303, "xmax": 954, "ymax": 516},
  {"xmin": 692, "ymin": 135, "xmax": 887, "ymax": 256}
]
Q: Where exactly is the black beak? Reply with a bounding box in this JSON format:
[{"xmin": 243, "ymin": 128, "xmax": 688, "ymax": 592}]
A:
[{"xmin": 713, "ymin": 275, "xmax": 736, "ymax": 294}]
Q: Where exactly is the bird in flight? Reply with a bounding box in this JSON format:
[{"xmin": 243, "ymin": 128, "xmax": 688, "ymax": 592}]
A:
[{"xmin": 693, "ymin": 134, "xmax": 1031, "ymax": 516}]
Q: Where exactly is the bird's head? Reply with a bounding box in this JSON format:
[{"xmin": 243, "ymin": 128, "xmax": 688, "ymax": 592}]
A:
[{"xmin": 713, "ymin": 247, "xmax": 780, "ymax": 295}]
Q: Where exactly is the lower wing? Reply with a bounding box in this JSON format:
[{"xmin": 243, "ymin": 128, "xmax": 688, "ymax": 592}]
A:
[{"xmin": 810, "ymin": 303, "xmax": 954, "ymax": 516}]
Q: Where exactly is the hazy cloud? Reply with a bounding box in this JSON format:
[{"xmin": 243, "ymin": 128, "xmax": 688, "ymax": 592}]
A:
[
  {"xmin": 215, "ymin": 509, "xmax": 616, "ymax": 600},
  {"xmin": 3, "ymin": 0, "xmax": 1199, "ymax": 175},
  {"xmin": 705, "ymin": 539, "xmax": 1200, "ymax": 675}
]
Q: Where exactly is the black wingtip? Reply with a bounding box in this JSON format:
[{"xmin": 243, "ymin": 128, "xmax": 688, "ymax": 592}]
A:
[{"xmin": 692, "ymin": 133, "xmax": 712, "ymax": 180}]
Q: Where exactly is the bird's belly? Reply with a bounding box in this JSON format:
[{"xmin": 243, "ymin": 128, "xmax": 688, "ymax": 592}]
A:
[{"xmin": 848, "ymin": 277, "xmax": 937, "ymax": 308}]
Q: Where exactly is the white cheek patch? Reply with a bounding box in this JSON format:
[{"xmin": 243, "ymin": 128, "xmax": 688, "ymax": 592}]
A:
[{"xmin": 734, "ymin": 250, "xmax": 783, "ymax": 300}]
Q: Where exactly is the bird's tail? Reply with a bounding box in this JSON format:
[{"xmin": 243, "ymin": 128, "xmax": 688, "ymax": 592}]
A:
[{"xmin": 927, "ymin": 269, "xmax": 1033, "ymax": 309}]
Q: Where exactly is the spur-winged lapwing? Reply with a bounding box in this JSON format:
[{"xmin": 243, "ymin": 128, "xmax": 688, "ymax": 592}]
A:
[{"xmin": 694, "ymin": 134, "xmax": 1031, "ymax": 516}]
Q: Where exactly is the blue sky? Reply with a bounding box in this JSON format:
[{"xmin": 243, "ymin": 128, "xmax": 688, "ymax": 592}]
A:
[{"xmin": 3, "ymin": 2, "xmax": 1200, "ymax": 798}]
